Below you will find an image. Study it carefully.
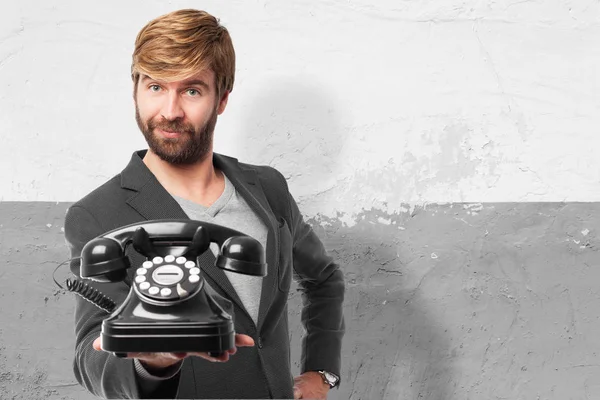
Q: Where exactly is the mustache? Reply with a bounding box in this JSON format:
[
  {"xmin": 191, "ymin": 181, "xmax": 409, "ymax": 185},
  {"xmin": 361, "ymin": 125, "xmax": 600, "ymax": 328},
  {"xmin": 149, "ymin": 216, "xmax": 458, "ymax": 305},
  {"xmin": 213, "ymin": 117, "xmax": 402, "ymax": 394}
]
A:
[{"xmin": 148, "ymin": 118, "xmax": 194, "ymax": 134}]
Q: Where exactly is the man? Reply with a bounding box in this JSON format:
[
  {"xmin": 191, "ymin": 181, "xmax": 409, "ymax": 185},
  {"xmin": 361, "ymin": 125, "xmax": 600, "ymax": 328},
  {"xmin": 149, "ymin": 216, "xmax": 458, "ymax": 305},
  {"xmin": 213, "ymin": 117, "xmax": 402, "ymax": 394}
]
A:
[{"xmin": 63, "ymin": 8, "xmax": 345, "ymax": 400}]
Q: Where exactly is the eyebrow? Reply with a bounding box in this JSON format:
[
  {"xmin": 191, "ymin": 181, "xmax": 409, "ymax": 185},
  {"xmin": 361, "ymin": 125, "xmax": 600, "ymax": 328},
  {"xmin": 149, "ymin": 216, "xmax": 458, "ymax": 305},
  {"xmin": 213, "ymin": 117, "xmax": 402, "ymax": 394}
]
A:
[
  {"xmin": 141, "ymin": 75, "xmax": 210, "ymax": 91},
  {"xmin": 181, "ymin": 79, "xmax": 210, "ymax": 90}
]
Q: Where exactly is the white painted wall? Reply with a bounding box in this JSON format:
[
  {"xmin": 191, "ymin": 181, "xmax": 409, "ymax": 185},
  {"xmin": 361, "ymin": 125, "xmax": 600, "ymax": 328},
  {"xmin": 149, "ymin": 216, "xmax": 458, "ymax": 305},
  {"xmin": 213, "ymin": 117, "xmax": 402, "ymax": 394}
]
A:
[{"xmin": 2, "ymin": 0, "xmax": 599, "ymax": 219}]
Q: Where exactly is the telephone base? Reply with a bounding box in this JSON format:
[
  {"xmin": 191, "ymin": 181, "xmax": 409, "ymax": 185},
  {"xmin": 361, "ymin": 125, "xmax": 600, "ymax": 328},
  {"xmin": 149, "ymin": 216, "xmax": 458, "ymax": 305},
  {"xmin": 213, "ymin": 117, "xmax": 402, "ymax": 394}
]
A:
[{"xmin": 100, "ymin": 320, "xmax": 235, "ymax": 354}]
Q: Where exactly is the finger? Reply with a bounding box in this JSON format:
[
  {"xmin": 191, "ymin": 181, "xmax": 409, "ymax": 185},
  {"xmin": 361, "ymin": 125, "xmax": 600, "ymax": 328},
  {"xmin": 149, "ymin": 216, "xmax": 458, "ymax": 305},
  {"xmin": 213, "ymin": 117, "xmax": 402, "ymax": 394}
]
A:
[
  {"xmin": 293, "ymin": 386, "xmax": 302, "ymax": 399},
  {"xmin": 227, "ymin": 346, "xmax": 238, "ymax": 356},
  {"xmin": 196, "ymin": 352, "xmax": 229, "ymax": 362},
  {"xmin": 137, "ymin": 352, "xmax": 187, "ymax": 360},
  {"xmin": 91, "ymin": 338, "xmax": 189, "ymax": 364},
  {"xmin": 214, "ymin": 352, "xmax": 230, "ymax": 362},
  {"xmin": 188, "ymin": 351, "xmax": 230, "ymax": 363},
  {"xmin": 234, "ymin": 334, "xmax": 255, "ymax": 347}
]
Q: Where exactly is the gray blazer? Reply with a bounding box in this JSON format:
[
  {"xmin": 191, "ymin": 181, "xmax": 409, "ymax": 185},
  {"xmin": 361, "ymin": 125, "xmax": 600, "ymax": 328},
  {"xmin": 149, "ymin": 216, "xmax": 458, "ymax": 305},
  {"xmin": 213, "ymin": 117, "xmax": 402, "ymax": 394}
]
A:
[{"xmin": 63, "ymin": 150, "xmax": 345, "ymax": 399}]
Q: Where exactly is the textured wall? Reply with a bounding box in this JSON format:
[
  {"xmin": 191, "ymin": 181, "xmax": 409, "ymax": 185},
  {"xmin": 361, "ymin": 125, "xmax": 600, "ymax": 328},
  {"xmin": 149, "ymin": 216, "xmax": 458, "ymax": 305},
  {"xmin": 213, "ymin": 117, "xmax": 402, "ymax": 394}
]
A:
[
  {"xmin": 1, "ymin": 1, "xmax": 599, "ymax": 399},
  {"xmin": 2, "ymin": 202, "xmax": 600, "ymax": 400},
  {"xmin": 1, "ymin": 0, "xmax": 599, "ymax": 208}
]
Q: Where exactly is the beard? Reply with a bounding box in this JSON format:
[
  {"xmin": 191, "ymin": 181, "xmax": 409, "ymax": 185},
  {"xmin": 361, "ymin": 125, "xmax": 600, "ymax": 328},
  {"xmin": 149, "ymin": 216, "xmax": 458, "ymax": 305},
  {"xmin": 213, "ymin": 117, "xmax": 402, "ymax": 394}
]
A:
[{"xmin": 135, "ymin": 104, "xmax": 218, "ymax": 165}]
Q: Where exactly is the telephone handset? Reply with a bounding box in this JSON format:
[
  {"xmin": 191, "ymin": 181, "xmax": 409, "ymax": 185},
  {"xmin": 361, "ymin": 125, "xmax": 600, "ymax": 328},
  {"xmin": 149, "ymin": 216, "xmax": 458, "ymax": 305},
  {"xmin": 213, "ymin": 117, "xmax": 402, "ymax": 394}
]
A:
[{"xmin": 75, "ymin": 219, "xmax": 267, "ymax": 357}]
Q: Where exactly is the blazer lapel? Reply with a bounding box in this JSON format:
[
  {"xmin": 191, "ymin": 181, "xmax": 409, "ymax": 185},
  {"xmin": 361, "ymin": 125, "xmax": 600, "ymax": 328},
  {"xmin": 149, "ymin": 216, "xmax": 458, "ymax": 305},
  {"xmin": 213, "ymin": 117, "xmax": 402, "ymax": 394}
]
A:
[
  {"xmin": 213, "ymin": 153, "xmax": 280, "ymax": 332},
  {"xmin": 120, "ymin": 150, "xmax": 246, "ymax": 313}
]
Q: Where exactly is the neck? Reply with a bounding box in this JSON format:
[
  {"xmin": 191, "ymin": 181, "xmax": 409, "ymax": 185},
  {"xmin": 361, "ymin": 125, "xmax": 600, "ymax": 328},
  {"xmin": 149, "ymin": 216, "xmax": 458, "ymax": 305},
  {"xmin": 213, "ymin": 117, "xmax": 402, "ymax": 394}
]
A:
[{"xmin": 142, "ymin": 149, "xmax": 224, "ymax": 206}]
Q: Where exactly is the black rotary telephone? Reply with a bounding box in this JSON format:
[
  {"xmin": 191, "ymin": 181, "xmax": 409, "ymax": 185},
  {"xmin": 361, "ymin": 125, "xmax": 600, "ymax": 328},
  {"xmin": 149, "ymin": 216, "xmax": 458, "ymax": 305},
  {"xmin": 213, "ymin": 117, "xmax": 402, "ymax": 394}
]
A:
[{"xmin": 68, "ymin": 219, "xmax": 267, "ymax": 358}]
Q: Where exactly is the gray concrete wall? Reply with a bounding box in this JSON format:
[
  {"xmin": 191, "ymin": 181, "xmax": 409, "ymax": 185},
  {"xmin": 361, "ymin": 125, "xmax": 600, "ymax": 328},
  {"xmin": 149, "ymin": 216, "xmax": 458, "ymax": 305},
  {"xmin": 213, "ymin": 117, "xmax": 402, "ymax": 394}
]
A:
[{"xmin": 1, "ymin": 202, "xmax": 599, "ymax": 399}]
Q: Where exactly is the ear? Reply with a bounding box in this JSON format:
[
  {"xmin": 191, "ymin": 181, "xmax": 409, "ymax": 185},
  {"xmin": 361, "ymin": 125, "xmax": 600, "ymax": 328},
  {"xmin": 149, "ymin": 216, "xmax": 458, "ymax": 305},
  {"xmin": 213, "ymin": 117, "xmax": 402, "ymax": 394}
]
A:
[
  {"xmin": 132, "ymin": 73, "xmax": 143, "ymax": 102},
  {"xmin": 217, "ymin": 91, "xmax": 229, "ymax": 115}
]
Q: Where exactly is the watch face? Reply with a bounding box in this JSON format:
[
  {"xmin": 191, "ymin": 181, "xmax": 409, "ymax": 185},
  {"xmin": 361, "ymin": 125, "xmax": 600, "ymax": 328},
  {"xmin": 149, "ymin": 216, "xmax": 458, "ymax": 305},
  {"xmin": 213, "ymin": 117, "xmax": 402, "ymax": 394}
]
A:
[{"xmin": 321, "ymin": 371, "xmax": 338, "ymax": 386}]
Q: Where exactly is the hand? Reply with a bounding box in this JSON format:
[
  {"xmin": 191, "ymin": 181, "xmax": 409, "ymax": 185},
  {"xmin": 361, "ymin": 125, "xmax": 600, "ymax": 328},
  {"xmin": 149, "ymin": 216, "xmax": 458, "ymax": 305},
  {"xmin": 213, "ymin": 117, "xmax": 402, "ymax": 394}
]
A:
[
  {"xmin": 92, "ymin": 334, "xmax": 255, "ymax": 371},
  {"xmin": 293, "ymin": 371, "xmax": 330, "ymax": 399}
]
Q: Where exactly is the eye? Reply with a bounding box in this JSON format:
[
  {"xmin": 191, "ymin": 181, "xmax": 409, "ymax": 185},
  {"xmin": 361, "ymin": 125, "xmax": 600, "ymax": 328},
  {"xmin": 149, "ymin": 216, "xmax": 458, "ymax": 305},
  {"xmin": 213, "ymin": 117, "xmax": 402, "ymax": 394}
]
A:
[
  {"xmin": 149, "ymin": 85, "xmax": 161, "ymax": 92},
  {"xmin": 186, "ymin": 88, "xmax": 201, "ymax": 96}
]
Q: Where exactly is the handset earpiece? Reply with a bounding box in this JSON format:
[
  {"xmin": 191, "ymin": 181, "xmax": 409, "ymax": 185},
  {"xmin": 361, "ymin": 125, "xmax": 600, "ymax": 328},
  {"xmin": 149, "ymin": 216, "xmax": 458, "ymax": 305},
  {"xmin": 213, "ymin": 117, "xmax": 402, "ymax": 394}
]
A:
[
  {"xmin": 216, "ymin": 236, "xmax": 267, "ymax": 276},
  {"xmin": 80, "ymin": 237, "xmax": 130, "ymax": 283}
]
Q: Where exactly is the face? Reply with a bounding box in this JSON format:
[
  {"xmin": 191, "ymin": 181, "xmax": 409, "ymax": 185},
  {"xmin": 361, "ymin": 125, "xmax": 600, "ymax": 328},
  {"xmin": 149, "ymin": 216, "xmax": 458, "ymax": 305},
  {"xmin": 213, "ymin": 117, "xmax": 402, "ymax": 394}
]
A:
[{"xmin": 134, "ymin": 69, "xmax": 228, "ymax": 165}]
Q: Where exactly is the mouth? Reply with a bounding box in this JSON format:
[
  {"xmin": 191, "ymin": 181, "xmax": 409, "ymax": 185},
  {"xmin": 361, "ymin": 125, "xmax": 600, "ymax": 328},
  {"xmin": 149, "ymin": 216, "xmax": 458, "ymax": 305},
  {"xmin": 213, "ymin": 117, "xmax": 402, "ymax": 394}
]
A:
[{"xmin": 157, "ymin": 129, "xmax": 183, "ymax": 139}]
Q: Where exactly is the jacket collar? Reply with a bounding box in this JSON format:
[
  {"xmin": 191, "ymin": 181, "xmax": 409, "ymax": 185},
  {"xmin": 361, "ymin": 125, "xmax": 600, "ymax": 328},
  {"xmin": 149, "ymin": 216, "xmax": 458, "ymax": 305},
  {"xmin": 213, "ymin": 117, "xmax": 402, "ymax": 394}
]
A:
[
  {"xmin": 121, "ymin": 150, "xmax": 255, "ymax": 193},
  {"xmin": 120, "ymin": 149, "xmax": 280, "ymax": 331}
]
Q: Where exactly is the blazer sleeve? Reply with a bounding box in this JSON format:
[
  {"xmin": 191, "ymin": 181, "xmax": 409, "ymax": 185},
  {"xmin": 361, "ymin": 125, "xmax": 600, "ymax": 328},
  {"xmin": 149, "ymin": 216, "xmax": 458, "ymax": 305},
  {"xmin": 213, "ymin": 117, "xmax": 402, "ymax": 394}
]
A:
[
  {"xmin": 277, "ymin": 173, "xmax": 346, "ymax": 383},
  {"xmin": 64, "ymin": 205, "xmax": 180, "ymax": 399}
]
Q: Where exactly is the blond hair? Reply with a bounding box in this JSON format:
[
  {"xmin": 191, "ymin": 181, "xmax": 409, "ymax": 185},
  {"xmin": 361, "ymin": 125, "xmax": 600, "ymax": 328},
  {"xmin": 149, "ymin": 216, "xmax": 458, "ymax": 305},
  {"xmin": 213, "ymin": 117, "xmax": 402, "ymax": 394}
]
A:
[{"xmin": 131, "ymin": 9, "xmax": 235, "ymax": 98}]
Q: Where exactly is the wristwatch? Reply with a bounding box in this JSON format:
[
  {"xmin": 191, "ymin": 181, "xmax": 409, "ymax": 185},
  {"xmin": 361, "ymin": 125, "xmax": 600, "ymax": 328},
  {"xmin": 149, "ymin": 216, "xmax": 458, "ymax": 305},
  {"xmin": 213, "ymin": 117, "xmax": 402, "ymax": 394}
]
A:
[{"xmin": 317, "ymin": 370, "xmax": 339, "ymax": 388}]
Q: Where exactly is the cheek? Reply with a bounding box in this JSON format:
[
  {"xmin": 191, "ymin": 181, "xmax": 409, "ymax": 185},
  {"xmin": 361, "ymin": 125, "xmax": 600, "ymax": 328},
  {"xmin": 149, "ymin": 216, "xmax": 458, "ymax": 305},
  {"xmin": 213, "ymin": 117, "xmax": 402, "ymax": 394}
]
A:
[
  {"xmin": 137, "ymin": 103, "xmax": 160, "ymax": 125},
  {"xmin": 182, "ymin": 108, "xmax": 207, "ymax": 126},
  {"xmin": 136, "ymin": 93, "xmax": 160, "ymax": 116}
]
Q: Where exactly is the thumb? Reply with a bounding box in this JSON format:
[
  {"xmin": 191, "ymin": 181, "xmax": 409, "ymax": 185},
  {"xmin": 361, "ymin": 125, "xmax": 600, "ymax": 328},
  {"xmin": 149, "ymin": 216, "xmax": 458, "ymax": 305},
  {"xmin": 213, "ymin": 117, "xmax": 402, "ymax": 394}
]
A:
[
  {"xmin": 92, "ymin": 337, "xmax": 102, "ymax": 351},
  {"xmin": 234, "ymin": 334, "xmax": 255, "ymax": 347}
]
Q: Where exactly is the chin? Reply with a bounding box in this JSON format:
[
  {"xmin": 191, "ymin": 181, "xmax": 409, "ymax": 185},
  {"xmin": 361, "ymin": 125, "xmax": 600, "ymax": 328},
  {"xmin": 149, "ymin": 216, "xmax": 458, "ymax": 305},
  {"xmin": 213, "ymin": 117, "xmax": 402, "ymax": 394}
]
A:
[{"xmin": 153, "ymin": 147, "xmax": 209, "ymax": 165}]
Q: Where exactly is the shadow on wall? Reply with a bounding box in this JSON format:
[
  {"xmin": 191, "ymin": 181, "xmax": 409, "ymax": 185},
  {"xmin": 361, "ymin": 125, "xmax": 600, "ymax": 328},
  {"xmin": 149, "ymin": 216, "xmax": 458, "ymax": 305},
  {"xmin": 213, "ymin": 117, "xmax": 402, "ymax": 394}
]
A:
[
  {"xmin": 235, "ymin": 77, "xmax": 456, "ymax": 399},
  {"xmin": 235, "ymin": 77, "xmax": 346, "ymax": 195},
  {"xmin": 304, "ymin": 212, "xmax": 456, "ymax": 400}
]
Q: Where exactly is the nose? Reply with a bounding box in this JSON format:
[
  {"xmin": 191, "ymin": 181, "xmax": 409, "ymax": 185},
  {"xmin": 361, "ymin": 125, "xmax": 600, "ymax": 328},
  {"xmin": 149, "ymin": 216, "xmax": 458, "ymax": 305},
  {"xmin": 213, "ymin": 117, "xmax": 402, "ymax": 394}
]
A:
[{"xmin": 160, "ymin": 92, "xmax": 184, "ymax": 121}]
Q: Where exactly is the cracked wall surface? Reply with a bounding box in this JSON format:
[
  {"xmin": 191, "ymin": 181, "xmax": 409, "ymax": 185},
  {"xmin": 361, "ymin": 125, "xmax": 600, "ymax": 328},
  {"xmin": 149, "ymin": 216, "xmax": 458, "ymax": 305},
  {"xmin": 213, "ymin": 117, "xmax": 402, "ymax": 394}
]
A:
[
  {"xmin": 1, "ymin": 0, "xmax": 599, "ymax": 211},
  {"xmin": 1, "ymin": 202, "xmax": 600, "ymax": 399}
]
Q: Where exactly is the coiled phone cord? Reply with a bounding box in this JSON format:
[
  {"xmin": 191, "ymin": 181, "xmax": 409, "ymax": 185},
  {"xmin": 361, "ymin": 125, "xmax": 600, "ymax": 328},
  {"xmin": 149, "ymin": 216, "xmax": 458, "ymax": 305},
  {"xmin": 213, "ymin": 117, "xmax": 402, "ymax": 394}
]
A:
[
  {"xmin": 64, "ymin": 278, "xmax": 116, "ymax": 313},
  {"xmin": 52, "ymin": 257, "xmax": 117, "ymax": 313}
]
